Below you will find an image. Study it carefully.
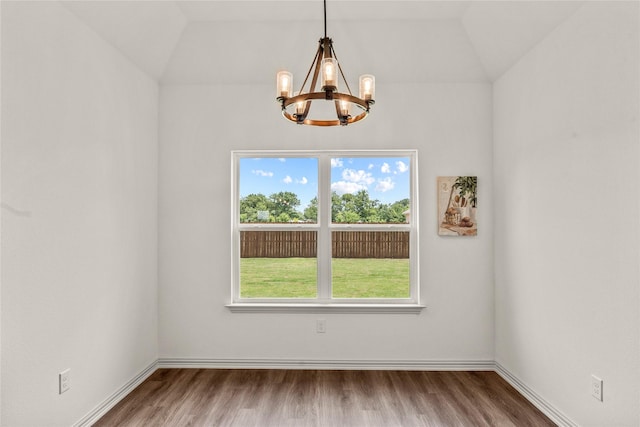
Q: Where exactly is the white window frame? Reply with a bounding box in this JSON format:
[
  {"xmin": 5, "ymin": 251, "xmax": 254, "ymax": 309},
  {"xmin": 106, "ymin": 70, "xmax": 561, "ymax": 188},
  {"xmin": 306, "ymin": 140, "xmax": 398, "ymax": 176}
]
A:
[{"xmin": 227, "ymin": 150, "xmax": 424, "ymax": 314}]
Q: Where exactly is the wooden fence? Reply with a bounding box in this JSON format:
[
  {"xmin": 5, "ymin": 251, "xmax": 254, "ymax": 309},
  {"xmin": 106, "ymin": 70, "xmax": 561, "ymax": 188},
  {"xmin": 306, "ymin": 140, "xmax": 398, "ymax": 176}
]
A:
[{"xmin": 240, "ymin": 230, "xmax": 409, "ymax": 259}]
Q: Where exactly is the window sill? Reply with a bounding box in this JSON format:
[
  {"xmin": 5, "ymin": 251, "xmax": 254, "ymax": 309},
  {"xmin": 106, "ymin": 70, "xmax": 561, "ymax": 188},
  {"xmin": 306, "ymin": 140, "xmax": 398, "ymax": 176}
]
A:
[{"xmin": 225, "ymin": 303, "xmax": 426, "ymax": 314}]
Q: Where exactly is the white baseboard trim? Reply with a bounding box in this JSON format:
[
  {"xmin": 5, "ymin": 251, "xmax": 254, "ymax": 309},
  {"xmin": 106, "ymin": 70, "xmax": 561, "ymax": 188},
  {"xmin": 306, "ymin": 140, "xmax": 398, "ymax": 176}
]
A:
[
  {"xmin": 73, "ymin": 360, "xmax": 158, "ymax": 427},
  {"xmin": 157, "ymin": 357, "xmax": 495, "ymax": 371},
  {"xmin": 495, "ymin": 362, "xmax": 577, "ymax": 427}
]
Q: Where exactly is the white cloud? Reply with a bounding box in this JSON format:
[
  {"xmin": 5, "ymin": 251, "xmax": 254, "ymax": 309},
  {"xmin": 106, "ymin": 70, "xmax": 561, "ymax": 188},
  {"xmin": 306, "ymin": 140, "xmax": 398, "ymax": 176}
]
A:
[
  {"xmin": 283, "ymin": 175, "xmax": 293, "ymax": 184},
  {"xmin": 332, "ymin": 169, "xmax": 375, "ymax": 194},
  {"xmin": 297, "ymin": 176, "xmax": 308, "ymax": 185},
  {"xmin": 331, "ymin": 181, "xmax": 367, "ymax": 195},
  {"xmin": 375, "ymin": 177, "xmax": 395, "ymax": 192},
  {"xmin": 368, "ymin": 163, "xmax": 374, "ymax": 170},
  {"xmin": 252, "ymin": 169, "xmax": 273, "ymax": 177},
  {"xmin": 278, "ymin": 158, "xmax": 286, "ymax": 162},
  {"xmin": 331, "ymin": 158, "xmax": 343, "ymax": 168},
  {"xmin": 396, "ymin": 160, "xmax": 409, "ymax": 173},
  {"xmin": 381, "ymin": 162, "xmax": 391, "ymax": 173},
  {"xmin": 342, "ymin": 169, "xmax": 375, "ymax": 185}
]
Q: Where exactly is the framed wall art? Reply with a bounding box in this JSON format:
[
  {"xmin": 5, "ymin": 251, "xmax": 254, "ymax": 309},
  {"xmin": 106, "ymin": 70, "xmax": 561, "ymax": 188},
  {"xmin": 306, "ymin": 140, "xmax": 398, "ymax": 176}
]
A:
[{"xmin": 438, "ymin": 176, "xmax": 477, "ymax": 236}]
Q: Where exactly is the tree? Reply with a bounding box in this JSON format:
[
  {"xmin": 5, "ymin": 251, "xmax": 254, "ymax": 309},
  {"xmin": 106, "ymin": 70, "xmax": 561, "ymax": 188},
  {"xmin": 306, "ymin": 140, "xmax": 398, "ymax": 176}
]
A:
[
  {"xmin": 331, "ymin": 191, "xmax": 343, "ymax": 222},
  {"xmin": 275, "ymin": 212, "xmax": 292, "ymax": 223},
  {"xmin": 269, "ymin": 191, "xmax": 301, "ymax": 222},
  {"xmin": 331, "ymin": 190, "xmax": 384, "ymax": 223},
  {"xmin": 335, "ymin": 210, "xmax": 361, "ymax": 223},
  {"xmin": 241, "ymin": 190, "xmax": 409, "ymax": 224},
  {"xmin": 352, "ymin": 190, "xmax": 377, "ymax": 221},
  {"xmin": 386, "ymin": 198, "xmax": 410, "ymax": 223},
  {"xmin": 239, "ymin": 193, "xmax": 270, "ymax": 222},
  {"xmin": 303, "ymin": 197, "xmax": 318, "ymax": 222}
]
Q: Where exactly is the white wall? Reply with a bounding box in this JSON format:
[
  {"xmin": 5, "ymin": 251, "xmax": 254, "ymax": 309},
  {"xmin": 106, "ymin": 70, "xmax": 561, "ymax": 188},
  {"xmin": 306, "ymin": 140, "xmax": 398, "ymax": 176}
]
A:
[
  {"xmin": 8, "ymin": 1, "xmax": 637, "ymax": 425},
  {"xmin": 0, "ymin": 2, "xmax": 3, "ymax": 422},
  {"xmin": 159, "ymin": 82, "xmax": 494, "ymax": 363},
  {"xmin": 494, "ymin": 2, "xmax": 639, "ymax": 426},
  {"xmin": 1, "ymin": 2, "xmax": 158, "ymax": 426}
]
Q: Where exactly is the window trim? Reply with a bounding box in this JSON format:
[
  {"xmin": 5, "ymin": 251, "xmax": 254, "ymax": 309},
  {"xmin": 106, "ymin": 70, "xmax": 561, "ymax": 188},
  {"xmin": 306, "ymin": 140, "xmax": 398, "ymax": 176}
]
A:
[
  {"xmin": 229, "ymin": 150, "xmax": 423, "ymax": 313},
  {"xmin": 225, "ymin": 303, "xmax": 425, "ymax": 314}
]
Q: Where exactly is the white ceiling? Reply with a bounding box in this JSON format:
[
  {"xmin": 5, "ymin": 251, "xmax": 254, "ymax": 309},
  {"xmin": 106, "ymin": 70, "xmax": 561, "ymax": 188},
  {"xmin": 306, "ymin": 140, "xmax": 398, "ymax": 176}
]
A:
[{"xmin": 61, "ymin": 1, "xmax": 584, "ymax": 84}]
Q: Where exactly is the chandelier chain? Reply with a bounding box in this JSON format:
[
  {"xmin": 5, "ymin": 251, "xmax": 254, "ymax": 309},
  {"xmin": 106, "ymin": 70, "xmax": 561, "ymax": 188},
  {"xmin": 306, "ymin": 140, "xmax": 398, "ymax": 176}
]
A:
[{"xmin": 324, "ymin": 0, "xmax": 327, "ymax": 38}]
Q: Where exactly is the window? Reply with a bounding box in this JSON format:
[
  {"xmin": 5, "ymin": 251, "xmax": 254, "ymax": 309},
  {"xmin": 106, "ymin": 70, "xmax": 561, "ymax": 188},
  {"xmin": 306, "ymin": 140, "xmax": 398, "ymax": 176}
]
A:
[{"xmin": 229, "ymin": 150, "xmax": 421, "ymax": 313}]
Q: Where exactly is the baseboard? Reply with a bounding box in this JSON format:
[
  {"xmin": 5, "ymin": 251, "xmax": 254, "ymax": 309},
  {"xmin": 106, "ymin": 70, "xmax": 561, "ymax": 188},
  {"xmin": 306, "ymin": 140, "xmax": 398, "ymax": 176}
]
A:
[
  {"xmin": 495, "ymin": 362, "xmax": 578, "ymax": 427},
  {"xmin": 73, "ymin": 360, "xmax": 158, "ymax": 427},
  {"xmin": 157, "ymin": 357, "xmax": 495, "ymax": 371}
]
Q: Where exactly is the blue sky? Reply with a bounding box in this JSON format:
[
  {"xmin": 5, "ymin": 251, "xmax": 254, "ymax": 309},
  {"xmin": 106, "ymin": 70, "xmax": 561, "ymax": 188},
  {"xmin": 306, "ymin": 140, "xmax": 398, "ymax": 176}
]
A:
[{"xmin": 240, "ymin": 157, "xmax": 410, "ymax": 211}]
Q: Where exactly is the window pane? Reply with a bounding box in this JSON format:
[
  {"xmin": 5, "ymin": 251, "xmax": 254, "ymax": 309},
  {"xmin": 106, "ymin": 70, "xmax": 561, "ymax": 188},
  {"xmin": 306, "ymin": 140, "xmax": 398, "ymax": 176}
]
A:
[
  {"xmin": 240, "ymin": 230, "xmax": 317, "ymax": 298},
  {"xmin": 331, "ymin": 231, "xmax": 410, "ymax": 298},
  {"xmin": 239, "ymin": 157, "xmax": 318, "ymax": 223},
  {"xmin": 330, "ymin": 157, "xmax": 410, "ymax": 224},
  {"xmin": 234, "ymin": 151, "xmax": 417, "ymax": 305}
]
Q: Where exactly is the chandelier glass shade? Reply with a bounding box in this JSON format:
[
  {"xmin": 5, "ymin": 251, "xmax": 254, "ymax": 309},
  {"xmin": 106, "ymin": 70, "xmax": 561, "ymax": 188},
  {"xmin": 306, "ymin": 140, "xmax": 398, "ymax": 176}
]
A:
[{"xmin": 276, "ymin": 1, "xmax": 375, "ymax": 126}]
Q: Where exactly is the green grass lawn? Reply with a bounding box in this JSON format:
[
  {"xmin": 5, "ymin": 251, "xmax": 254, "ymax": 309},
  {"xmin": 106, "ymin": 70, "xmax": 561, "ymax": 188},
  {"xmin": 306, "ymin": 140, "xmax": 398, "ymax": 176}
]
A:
[{"xmin": 240, "ymin": 257, "xmax": 409, "ymax": 298}]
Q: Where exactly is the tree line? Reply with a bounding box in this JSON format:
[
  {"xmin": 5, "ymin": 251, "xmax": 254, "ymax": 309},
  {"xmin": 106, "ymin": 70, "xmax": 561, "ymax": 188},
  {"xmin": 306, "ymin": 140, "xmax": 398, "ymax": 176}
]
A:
[{"xmin": 240, "ymin": 190, "xmax": 409, "ymax": 224}]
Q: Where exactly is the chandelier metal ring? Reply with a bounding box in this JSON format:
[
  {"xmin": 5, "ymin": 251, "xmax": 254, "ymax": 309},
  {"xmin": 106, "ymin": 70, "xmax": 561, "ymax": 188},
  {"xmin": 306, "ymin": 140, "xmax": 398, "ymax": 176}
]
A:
[{"xmin": 280, "ymin": 92, "xmax": 373, "ymax": 127}]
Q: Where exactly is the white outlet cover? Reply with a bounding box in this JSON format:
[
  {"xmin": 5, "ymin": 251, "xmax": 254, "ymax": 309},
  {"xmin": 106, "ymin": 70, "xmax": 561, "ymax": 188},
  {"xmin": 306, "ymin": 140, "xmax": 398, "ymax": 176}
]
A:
[
  {"xmin": 59, "ymin": 369, "xmax": 70, "ymax": 394},
  {"xmin": 591, "ymin": 375, "xmax": 603, "ymax": 401}
]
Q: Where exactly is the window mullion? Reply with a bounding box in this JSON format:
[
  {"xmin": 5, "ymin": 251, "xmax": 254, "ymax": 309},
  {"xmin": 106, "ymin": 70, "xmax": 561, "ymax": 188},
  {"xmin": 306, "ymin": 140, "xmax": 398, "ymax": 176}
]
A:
[{"xmin": 317, "ymin": 155, "xmax": 332, "ymax": 301}]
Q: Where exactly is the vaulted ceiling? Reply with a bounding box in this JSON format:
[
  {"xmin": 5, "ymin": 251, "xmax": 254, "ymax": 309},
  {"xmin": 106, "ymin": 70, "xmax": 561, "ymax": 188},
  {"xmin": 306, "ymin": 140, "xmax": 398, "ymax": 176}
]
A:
[{"xmin": 60, "ymin": 1, "xmax": 583, "ymax": 84}]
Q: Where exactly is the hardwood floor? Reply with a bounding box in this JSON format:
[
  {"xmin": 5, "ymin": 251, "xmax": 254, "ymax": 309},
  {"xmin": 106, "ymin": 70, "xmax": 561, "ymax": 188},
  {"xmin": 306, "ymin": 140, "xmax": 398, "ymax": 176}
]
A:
[{"xmin": 94, "ymin": 369, "xmax": 556, "ymax": 427}]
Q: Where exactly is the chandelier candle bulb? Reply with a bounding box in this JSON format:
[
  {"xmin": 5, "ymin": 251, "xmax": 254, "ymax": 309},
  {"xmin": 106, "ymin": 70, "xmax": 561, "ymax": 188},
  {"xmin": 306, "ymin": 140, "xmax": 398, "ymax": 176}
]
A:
[
  {"xmin": 321, "ymin": 58, "xmax": 338, "ymax": 91},
  {"xmin": 294, "ymin": 92, "xmax": 306, "ymax": 120},
  {"xmin": 339, "ymin": 99, "xmax": 350, "ymax": 116},
  {"xmin": 338, "ymin": 99, "xmax": 350, "ymax": 125},
  {"xmin": 359, "ymin": 75, "xmax": 375, "ymax": 101},
  {"xmin": 277, "ymin": 71, "xmax": 293, "ymax": 98}
]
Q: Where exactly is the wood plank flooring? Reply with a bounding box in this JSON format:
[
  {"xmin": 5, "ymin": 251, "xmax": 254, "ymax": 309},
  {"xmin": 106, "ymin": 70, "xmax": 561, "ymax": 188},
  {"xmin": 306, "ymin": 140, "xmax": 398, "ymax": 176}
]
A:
[{"xmin": 94, "ymin": 369, "xmax": 556, "ymax": 427}]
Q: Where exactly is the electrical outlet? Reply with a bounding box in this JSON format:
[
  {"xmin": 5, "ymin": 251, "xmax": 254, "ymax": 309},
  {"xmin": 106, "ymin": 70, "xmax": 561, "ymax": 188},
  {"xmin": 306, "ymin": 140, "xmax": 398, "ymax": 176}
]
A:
[
  {"xmin": 316, "ymin": 319, "xmax": 326, "ymax": 333},
  {"xmin": 59, "ymin": 369, "xmax": 70, "ymax": 394},
  {"xmin": 591, "ymin": 375, "xmax": 603, "ymax": 401}
]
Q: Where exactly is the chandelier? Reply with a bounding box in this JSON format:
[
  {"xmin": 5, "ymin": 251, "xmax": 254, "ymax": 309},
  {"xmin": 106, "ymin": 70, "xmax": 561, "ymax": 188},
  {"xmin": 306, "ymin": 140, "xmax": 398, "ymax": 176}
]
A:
[{"xmin": 276, "ymin": 0, "xmax": 375, "ymax": 126}]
